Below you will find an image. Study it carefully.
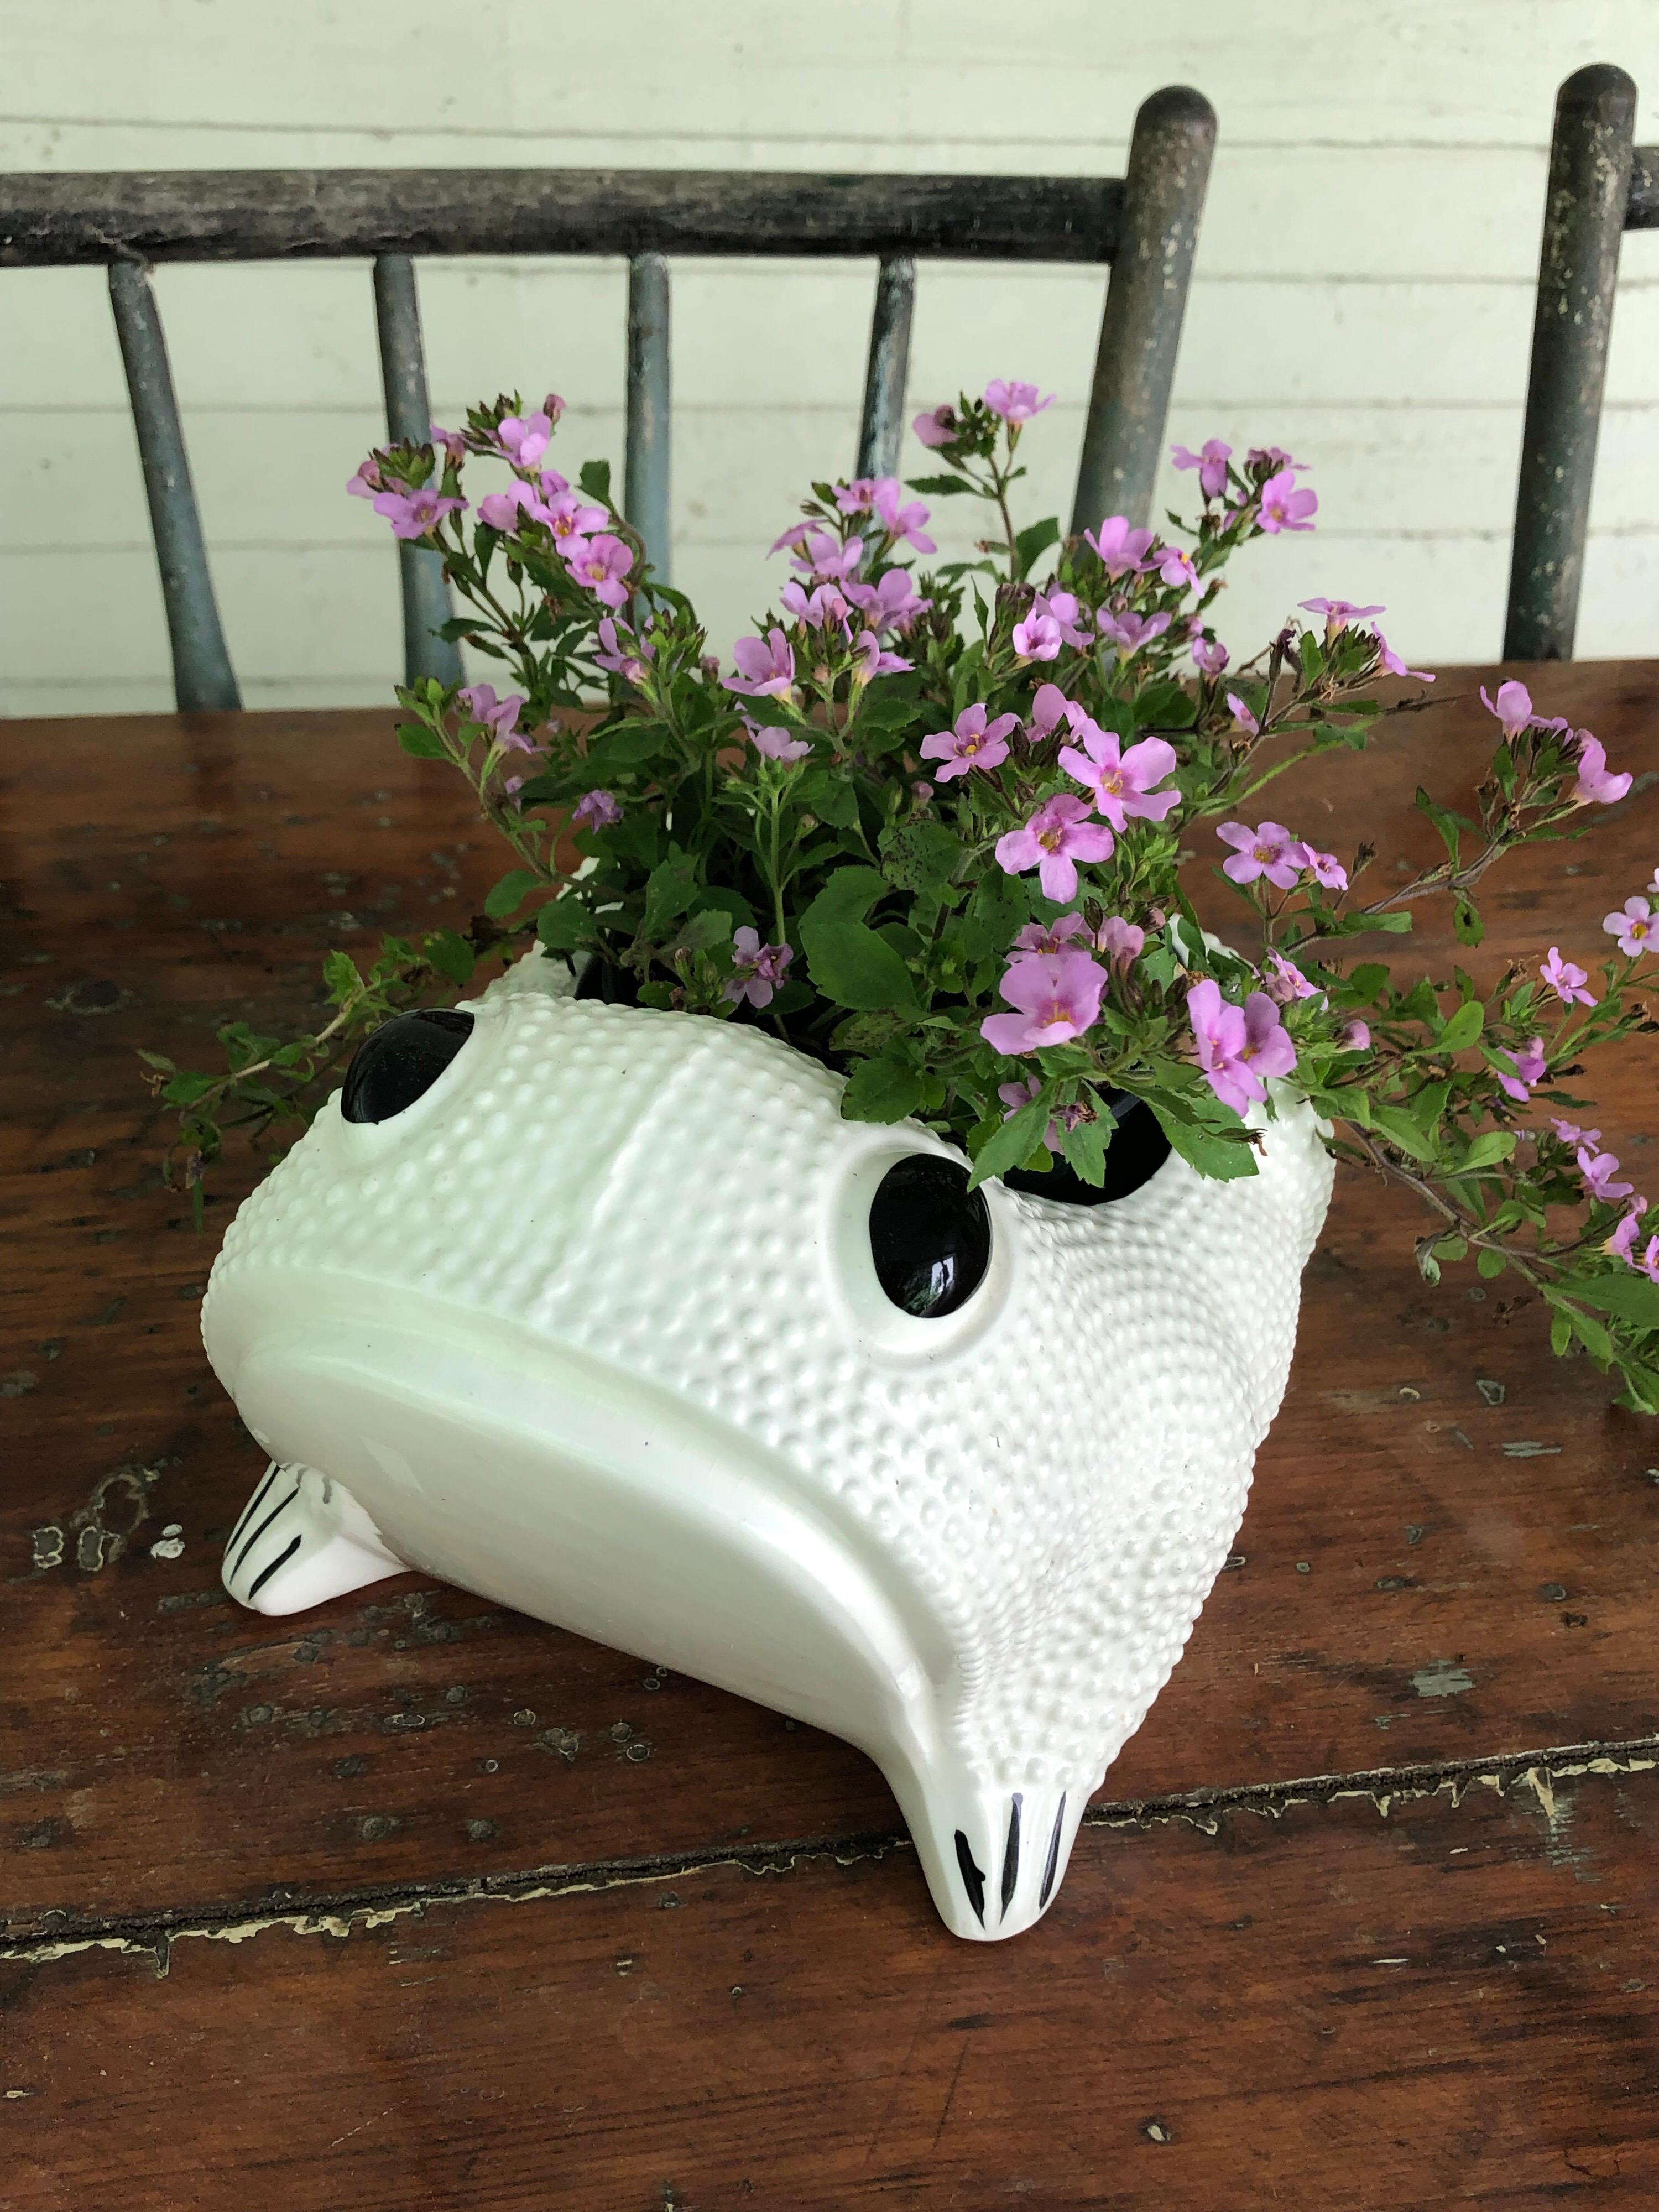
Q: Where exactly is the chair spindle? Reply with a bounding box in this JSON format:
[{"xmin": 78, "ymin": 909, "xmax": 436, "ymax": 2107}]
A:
[
  {"xmin": 625, "ymin": 252, "xmax": 672, "ymax": 585},
  {"xmin": 856, "ymin": 255, "xmax": 916, "ymax": 481},
  {"xmin": 371, "ymin": 254, "xmax": 462, "ymax": 692}
]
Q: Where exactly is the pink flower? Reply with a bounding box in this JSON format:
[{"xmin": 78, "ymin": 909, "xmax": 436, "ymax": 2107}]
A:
[
  {"xmin": 851, "ymin": 629, "xmax": 911, "ymax": 681},
  {"xmin": 1097, "ymin": 608, "xmax": 1171, "ymax": 656},
  {"xmin": 725, "ymin": 927, "xmax": 794, "ymax": 1009},
  {"xmin": 1579, "ymin": 1146, "xmax": 1635, "ymax": 1203},
  {"xmin": 458, "ymin": 683, "xmax": 529, "ymax": 750},
  {"xmin": 1608, "ymin": 1207, "xmax": 1648, "ymax": 1265},
  {"xmin": 781, "ymin": 578, "xmax": 851, "ymax": 632},
  {"xmin": 834, "ymin": 478, "xmax": 883, "ymax": 515},
  {"xmin": 1028, "ymin": 682, "xmax": 1070, "ymax": 739},
  {"xmin": 1494, "ymin": 1037, "xmax": 1546, "ymax": 1104},
  {"xmin": 1261, "ymin": 951, "xmax": 1319, "ymax": 1005},
  {"xmin": 1013, "ymin": 912, "xmax": 1088, "ymax": 954},
  {"xmin": 594, "ymin": 616, "xmax": 655, "ymax": 684},
  {"xmin": 912, "ymin": 404, "xmax": 957, "ymax": 448},
  {"xmin": 1602, "ymin": 894, "xmax": 1655, "ymax": 956},
  {"xmin": 1155, "ymin": 546, "xmax": 1199, "ymax": 591},
  {"xmin": 495, "ymin": 410, "xmax": 554, "ymax": 468},
  {"xmin": 1094, "ymin": 916, "xmax": 1145, "ymax": 969},
  {"xmin": 1225, "ymin": 691, "xmax": 1260, "ymax": 737},
  {"xmin": 1300, "ymin": 846, "xmax": 1349, "ymax": 891},
  {"xmin": 477, "ymin": 478, "xmax": 538, "ymax": 533},
  {"xmin": 1187, "ymin": 978, "xmax": 1297, "ymax": 1115},
  {"xmin": 844, "ymin": 567, "xmax": 931, "ymax": 634},
  {"xmin": 1171, "ymin": 439, "xmax": 1232, "ymax": 500},
  {"xmin": 984, "ymin": 379, "xmax": 1055, "ymax": 424},
  {"xmin": 788, "ymin": 529, "xmax": 864, "ymax": 582},
  {"xmin": 1192, "ymin": 634, "xmax": 1229, "ymax": 677},
  {"xmin": 980, "ymin": 949, "xmax": 1108, "ymax": 1055},
  {"xmin": 1300, "ymin": 598, "xmax": 1384, "ymax": 635},
  {"xmin": 539, "ymin": 488, "xmax": 608, "ymax": 545},
  {"xmin": 994, "ymin": 794, "xmax": 1116, "ymax": 902},
  {"xmin": 1480, "ymin": 680, "xmax": 1535, "ymax": 739},
  {"xmin": 1569, "ymin": 732, "xmax": 1633, "ymax": 806},
  {"xmin": 1057, "ymin": 715, "xmax": 1180, "ymax": 830},
  {"xmin": 1216, "ymin": 820, "xmax": 1305, "ymax": 891},
  {"xmin": 1248, "ymin": 446, "xmax": 1301, "ymax": 472},
  {"xmin": 1551, "ymin": 1117, "xmax": 1600, "ymax": 1148},
  {"xmin": 1375, "ymin": 632, "xmax": 1435, "ymax": 682},
  {"xmin": 1540, "ymin": 947, "xmax": 1597, "ymax": 1008},
  {"xmin": 564, "ymin": 533, "xmax": 634, "ymax": 608},
  {"xmin": 1256, "ymin": 469, "xmax": 1318, "ymax": 534},
  {"xmin": 372, "ymin": 483, "xmax": 466, "ymax": 540},
  {"xmin": 920, "ymin": 702, "xmax": 1018, "ymax": 783},
  {"xmin": 347, "ymin": 457, "xmax": 385, "ymax": 499},
  {"xmin": 727, "ymin": 627, "xmax": 795, "ymax": 700},
  {"xmin": 1339, "ymin": 1019, "xmax": 1371, "ymax": 1051},
  {"xmin": 572, "ymin": 789, "xmax": 622, "ymax": 831},
  {"xmin": 745, "ymin": 719, "xmax": 812, "ymax": 764},
  {"xmin": 1012, "ymin": 611, "xmax": 1062, "ymax": 661},
  {"xmin": 871, "ymin": 479, "xmax": 935, "ymax": 552},
  {"xmin": 1084, "ymin": 516, "xmax": 1154, "ymax": 577}
]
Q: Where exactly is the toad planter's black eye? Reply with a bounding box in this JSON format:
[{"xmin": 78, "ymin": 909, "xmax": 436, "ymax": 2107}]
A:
[
  {"xmin": 1004, "ymin": 1094, "xmax": 1173, "ymax": 1207},
  {"xmin": 341, "ymin": 1008, "xmax": 474, "ymax": 1125},
  {"xmin": 869, "ymin": 1156, "xmax": 992, "ymax": 1318}
]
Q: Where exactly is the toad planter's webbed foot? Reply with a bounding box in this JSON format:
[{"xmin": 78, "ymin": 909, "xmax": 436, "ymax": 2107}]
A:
[{"xmin": 222, "ymin": 1463, "xmax": 406, "ymax": 1614}]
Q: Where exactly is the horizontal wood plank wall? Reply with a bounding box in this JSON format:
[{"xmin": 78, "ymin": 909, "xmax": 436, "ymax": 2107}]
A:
[{"xmin": 2, "ymin": 0, "xmax": 1658, "ymax": 714}]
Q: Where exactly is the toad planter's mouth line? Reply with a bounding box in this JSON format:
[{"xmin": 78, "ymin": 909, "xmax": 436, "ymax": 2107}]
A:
[{"xmin": 202, "ymin": 970, "xmax": 1333, "ymax": 1940}]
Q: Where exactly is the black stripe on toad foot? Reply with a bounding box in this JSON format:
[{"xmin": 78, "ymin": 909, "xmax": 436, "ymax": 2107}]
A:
[
  {"xmin": 1039, "ymin": 1793, "xmax": 1068, "ymax": 1910},
  {"xmin": 999, "ymin": 1793, "xmax": 1022, "ymax": 1921},
  {"xmin": 246, "ymin": 1531, "xmax": 301, "ymax": 1602},
  {"xmin": 230, "ymin": 1483, "xmax": 299, "ymax": 1579},
  {"xmin": 954, "ymin": 1830, "xmax": 987, "ymax": 1927},
  {"xmin": 227, "ymin": 1463, "xmax": 279, "ymax": 1550}
]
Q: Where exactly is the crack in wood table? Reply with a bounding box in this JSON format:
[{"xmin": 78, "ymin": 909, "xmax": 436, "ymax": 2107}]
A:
[{"xmin": 3, "ymin": 665, "xmax": 1658, "ymax": 2208}]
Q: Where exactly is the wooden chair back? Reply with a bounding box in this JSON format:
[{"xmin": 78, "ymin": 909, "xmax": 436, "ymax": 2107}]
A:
[
  {"xmin": 1, "ymin": 86, "xmax": 1215, "ymax": 712},
  {"xmin": 1507, "ymin": 64, "xmax": 1657, "ymax": 660}
]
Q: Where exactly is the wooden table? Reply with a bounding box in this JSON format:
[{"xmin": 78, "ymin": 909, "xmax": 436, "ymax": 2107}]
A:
[{"xmin": 4, "ymin": 667, "xmax": 1659, "ymax": 2209}]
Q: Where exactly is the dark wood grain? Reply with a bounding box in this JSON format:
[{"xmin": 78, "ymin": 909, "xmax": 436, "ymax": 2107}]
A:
[
  {"xmin": 0, "ymin": 168, "xmax": 1123, "ymax": 267},
  {"xmin": 4, "ymin": 1747, "xmax": 1657, "ymax": 2208},
  {"xmin": 3, "ymin": 670, "xmax": 1658, "ymax": 1959}
]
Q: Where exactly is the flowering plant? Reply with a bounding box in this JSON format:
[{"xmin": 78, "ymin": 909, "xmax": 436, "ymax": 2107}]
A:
[{"xmin": 145, "ymin": 384, "xmax": 1659, "ymax": 1406}]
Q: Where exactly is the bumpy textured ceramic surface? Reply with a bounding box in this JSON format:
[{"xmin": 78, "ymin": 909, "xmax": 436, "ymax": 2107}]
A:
[{"xmin": 203, "ymin": 951, "xmax": 1332, "ymax": 1940}]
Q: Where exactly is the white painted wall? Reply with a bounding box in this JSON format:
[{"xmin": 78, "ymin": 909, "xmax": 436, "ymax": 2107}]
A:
[{"xmin": 4, "ymin": 0, "xmax": 1658, "ymax": 717}]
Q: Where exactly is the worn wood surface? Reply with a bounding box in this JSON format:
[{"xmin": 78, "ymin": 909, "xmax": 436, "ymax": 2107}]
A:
[
  {"xmin": 4, "ymin": 665, "xmax": 1659, "ymax": 2200},
  {"xmin": 0, "ymin": 168, "xmax": 1124, "ymax": 267}
]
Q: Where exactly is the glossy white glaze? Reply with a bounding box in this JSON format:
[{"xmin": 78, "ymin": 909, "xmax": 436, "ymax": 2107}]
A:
[{"xmin": 203, "ymin": 951, "xmax": 1332, "ymax": 1939}]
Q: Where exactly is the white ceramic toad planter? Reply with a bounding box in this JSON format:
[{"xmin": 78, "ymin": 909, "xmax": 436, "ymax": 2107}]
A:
[{"xmin": 202, "ymin": 951, "xmax": 1332, "ymax": 1940}]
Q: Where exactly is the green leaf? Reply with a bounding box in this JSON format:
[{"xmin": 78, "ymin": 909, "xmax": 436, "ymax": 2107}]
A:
[
  {"xmin": 1462, "ymin": 1129, "xmax": 1515, "ymax": 1173},
  {"xmin": 584, "ymin": 719, "xmax": 670, "ymax": 776},
  {"xmin": 1369, "ymin": 1102, "xmax": 1437, "ymax": 1164},
  {"xmin": 397, "ymin": 722, "xmax": 449, "ymax": 760},
  {"xmin": 799, "ymin": 866, "xmax": 888, "ymax": 932},
  {"xmin": 1148, "ymin": 1100, "xmax": 1259, "ymax": 1181},
  {"xmin": 1550, "ymin": 1309, "xmax": 1573, "ymax": 1356},
  {"xmin": 796, "ymin": 768, "xmax": 860, "ymax": 830},
  {"xmin": 643, "ymin": 850, "xmax": 698, "ymax": 937},
  {"xmin": 138, "ymin": 1050, "xmax": 177, "ymax": 1074},
  {"xmin": 322, "ymin": 950, "xmax": 361, "ymax": 1005},
  {"xmin": 1013, "ymin": 515, "xmax": 1061, "ymax": 578},
  {"xmin": 801, "ymin": 920, "xmax": 917, "ymax": 1010},
  {"xmin": 842, "ymin": 1053, "xmax": 926, "ymax": 1125},
  {"xmin": 879, "ymin": 820, "xmax": 964, "ymax": 893},
  {"xmin": 680, "ymin": 907, "xmax": 733, "ymax": 953},
  {"xmin": 1477, "ymin": 1246, "xmax": 1506, "ymax": 1279},
  {"xmin": 1453, "ymin": 896, "xmax": 1485, "ymax": 948},
  {"xmin": 968, "ymin": 1091, "xmax": 1053, "ymax": 1187},
  {"xmin": 1568, "ymin": 1272, "xmax": 1659, "ymax": 1332},
  {"xmin": 536, "ymin": 896, "xmax": 591, "ymax": 953},
  {"xmin": 161, "ymin": 1070, "xmax": 221, "ymax": 1107},
  {"xmin": 1437, "ymin": 999, "xmax": 1484, "ymax": 1052},
  {"xmin": 1058, "ymin": 1109, "xmax": 1109, "ymax": 1188},
  {"xmin": 424, "ymin": 928, "xmax": 476, "ymax": 986},
  {"xmin": 577, "ymin": 458, "xmax": 612, "ymax": 504},
  {"xmin": 905, "ymin": 473, "xmax": 978, "ymax": 498},
  {"xmin": 483, "ymin": 868, "xmax": 544, "ymax": 921}
]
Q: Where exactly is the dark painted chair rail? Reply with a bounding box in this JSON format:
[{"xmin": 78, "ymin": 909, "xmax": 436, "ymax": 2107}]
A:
[
  {"xmin": 1505, "ymin": 62, "xmax": 1656, "ymax": 662},
  {"xmin": 1, "ymin": 86, "xmax": 1216, "ymax": 713}
]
